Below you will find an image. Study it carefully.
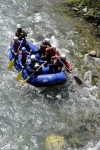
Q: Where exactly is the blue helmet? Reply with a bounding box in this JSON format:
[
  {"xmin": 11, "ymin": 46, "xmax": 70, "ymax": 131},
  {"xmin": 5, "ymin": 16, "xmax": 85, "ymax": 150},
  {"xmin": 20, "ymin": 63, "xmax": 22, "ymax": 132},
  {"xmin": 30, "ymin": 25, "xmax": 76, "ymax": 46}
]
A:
[{"xmin": 21, "ymin": 47, "xmax": 26, "ymax": 51}]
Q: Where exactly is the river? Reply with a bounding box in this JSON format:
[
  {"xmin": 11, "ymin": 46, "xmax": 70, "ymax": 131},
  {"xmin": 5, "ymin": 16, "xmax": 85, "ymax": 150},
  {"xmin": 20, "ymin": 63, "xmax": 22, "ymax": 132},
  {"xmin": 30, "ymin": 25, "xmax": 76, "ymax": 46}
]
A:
[{"xmin": 0, "ymin": 0, "xmax": 100, "ymax": 150}]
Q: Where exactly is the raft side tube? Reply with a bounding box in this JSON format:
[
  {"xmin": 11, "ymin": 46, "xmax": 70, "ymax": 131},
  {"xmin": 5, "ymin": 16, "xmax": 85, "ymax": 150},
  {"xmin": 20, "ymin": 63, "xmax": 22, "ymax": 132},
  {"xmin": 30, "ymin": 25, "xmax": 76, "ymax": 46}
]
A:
[
  {"xmin": 28, "ymin": 42, "xmax": 38, "ymax": 52},
  {"xmin": 37, "ymin": 72, "xmax": 67, "ymax": 84},
  {"xmin": 56, "ymin": 72, "xmax": 67, "ymax": 83}
]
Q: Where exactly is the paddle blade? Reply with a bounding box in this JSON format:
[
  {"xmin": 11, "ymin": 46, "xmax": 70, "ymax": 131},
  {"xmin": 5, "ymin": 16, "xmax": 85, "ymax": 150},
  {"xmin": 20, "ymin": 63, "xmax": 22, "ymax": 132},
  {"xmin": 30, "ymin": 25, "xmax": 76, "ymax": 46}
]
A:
[
  {"xmin": 20, "ymin": 78, "xmax": 28, "ymax": 87},
  {"xmin": 16, "ymin": 71, "xmax": 22, "ymax": 82},
  {"xmin": 8, "ymin": 59, "xmax": 14, "ymax": 69},
  {"xmin": 74, "ymin": 76, "xmax": 83, "ymax": 85}
]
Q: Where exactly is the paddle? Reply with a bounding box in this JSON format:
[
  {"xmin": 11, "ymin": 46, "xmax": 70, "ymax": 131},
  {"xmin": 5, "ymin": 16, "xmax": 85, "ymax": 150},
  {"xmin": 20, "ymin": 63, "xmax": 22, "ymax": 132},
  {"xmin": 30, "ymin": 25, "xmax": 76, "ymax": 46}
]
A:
[
  {"xmin": 15, "ymin": 70, "xmax": 23, "ymax": 82},
  {"xmin": 59, "ymin": 59, "xmax": 83, "ymax": 85},
  {"xmin": 8, "ymin": 40, "xmax": 23, "ymax": 70},
  {"xmin": 8, "ymin": 59, "xmax": 14, "ymax": 69},
  {"xmin": 20, "ymin": 62, "xmax": 46, "ymax": 87},
  {"xmin": 15, "ymin": 52, "xmax": 32, "ymax": 82}
]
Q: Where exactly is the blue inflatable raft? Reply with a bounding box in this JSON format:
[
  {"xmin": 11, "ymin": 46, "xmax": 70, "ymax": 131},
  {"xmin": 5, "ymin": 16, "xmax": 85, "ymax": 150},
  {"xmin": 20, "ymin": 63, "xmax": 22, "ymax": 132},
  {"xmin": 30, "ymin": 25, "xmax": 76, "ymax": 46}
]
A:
[{"xmin": 8, "ymin": 42, "xmax": 67, "ymax": 87}]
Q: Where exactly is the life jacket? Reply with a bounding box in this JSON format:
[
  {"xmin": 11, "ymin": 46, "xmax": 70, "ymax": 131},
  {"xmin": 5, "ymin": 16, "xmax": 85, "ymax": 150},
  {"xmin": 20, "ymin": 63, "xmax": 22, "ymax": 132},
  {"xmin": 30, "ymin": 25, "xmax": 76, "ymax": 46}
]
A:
[
  {"xmin": 22, "ymin": 52, "xmax": 27, "ymax": 66},
  {"xmin": 45, "ymin": 47, "xmax": 56, "ymax": 58},
  {"xmin": 14, "ymin": 42, "xmax": 20, "ymax": 53}
]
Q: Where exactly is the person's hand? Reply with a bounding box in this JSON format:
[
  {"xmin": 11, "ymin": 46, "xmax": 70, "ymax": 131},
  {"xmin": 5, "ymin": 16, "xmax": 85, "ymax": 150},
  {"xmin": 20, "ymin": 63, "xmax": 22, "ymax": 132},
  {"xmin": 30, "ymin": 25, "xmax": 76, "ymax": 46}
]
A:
[
  {"xmin": 18, "ymin": 50, "xmax": 22, "ymax": 54},
  {"xmin": 14, "ymin": 53, "xmax": 17, "ymax": 56},
  {"xmin": 69, "ymin": 70, "xmax": 72, "ymax": 73},
  {"xmin": 56, "ymin": 56, "xmax": 60, "ymax": 59}
]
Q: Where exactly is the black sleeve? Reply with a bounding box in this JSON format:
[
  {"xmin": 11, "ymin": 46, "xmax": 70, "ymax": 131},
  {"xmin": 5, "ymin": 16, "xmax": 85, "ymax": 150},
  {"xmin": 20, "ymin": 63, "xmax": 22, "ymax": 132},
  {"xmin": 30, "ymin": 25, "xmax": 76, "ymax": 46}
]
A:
[
  {"xmin": 22, "ymin": 30, "xmax": 27, "ymax": 36},
  {"xmin": 40, "ymin": 44, "xmax": 47, "ymax": 49},
  {"xmin": 15, "ymin": 32, "xmax": 17, "ymax": 36}
]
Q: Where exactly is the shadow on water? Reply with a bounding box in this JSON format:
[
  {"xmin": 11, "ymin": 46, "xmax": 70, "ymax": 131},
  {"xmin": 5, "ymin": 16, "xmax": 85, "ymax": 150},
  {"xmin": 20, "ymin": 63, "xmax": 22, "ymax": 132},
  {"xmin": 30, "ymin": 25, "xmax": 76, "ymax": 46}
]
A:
[{"xmin": 19, "ymin": 78, "xmax": 76, "ymax": 110}]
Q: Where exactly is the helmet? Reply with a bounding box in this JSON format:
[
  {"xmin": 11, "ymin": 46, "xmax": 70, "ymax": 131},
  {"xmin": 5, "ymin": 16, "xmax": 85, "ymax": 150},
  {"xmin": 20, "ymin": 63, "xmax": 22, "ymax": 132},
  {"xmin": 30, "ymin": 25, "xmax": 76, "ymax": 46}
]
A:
[
  {"xmin": 30, "ymin": 55, "xmax": 36, "ymax": 61},
  {"xmin": 21, "ymin": 47, "xmax": 26, "ymax": 51},
  {"xmin": 43, "ymin": 38, "xmax": 50, "ymax": 45},
  {"xmin": 13, "ymin": 36, "xmax": 18, "ymax": 40},
  {"xmin": 44, "ymin": 38, "xmax": 50, "ymax": 42},
  {"xmin": 61, "ymin": 54, "xmax": 66, "ymax": 60},
  {"xmin": 17, "ymin": 24, "xmax": 21, "ymax": 28},
  {"xmin": 52, "ymin": 47, "xmax": 56, "ymax": 51}
]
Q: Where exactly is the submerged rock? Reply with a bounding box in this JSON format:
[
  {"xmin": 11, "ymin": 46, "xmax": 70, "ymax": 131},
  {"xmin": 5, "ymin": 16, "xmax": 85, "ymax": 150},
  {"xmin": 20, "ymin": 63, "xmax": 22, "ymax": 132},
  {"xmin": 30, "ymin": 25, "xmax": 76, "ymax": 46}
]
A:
[{"xmin": 45, "ymin": 135, "xmax": 65, "ymax": 150}]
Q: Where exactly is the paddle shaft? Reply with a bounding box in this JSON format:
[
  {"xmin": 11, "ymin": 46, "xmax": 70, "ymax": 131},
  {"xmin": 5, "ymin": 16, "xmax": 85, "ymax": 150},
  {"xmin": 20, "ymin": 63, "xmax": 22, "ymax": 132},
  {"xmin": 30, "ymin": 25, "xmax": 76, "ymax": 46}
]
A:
[
  {"xmin": 17, "ymin": 40, "xmax": 23, "ymax": 52},
  {"xmin": 59, "ymin": 59, "xmax": 83, "ymax": 85},
  {"xmin": 28, "ymin": 62, "xmax": 46, "ymax": 79},
  {"xmin": 20, "ymin": 62, "xmax": 46, "ymax": 86},
  {"xmin": 58, "ymin": 59, "xmax": 72, "ymax": 73}
]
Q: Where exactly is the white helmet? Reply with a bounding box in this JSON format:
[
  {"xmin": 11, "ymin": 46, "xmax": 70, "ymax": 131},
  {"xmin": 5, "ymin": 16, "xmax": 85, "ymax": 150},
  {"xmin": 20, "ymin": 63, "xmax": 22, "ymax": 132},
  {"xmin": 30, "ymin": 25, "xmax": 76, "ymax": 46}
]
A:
[
  {"xmin": 61, "ymin": 54, "xmax": 66, "ymax": 60},
  {"xmin": 17, "ymin": 24, "xmax": 21, "ymax": 28},
  {"xmin": 44, "ymin": 38, "xmax": 50, "ymax": 42},
  {"xmin": 30, "ymin": 55, "xmax": 36, "ymax": 61},
  {"xmin": 13, "ymin": 36, "xmax": 18, "ymax": 40},
  {"xmin": 43, "ymin": 38, "xmax": 50, "ymax": 44}
]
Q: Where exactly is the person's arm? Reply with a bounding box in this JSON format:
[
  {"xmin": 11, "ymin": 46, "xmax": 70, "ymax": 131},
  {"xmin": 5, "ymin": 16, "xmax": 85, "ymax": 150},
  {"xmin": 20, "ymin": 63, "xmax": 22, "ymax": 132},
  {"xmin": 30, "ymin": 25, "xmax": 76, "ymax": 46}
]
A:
[
  {"xmin": 22, "ymin": 30, "xmax": 27, "ymax": 36},
  {"xmin": 11, "ymin": 43, "xmax": 15, "ymax": 54},
  {"xmin": 17, "ymin": 54, "xmax": 22, "ymax": 66},
  {"xmin": 15, "ymin": 32, "xmax": 17, "ymax": 36},
  {"xmin": 51, "ymin": 50, "xmax": 60, "ymax": 59},
  {"xmin": 26, "ymin": 62, "xmax": 34, "ymax": 74},
  {"xmin": 45, "ymin": 47, "xmax": 50, "ymax": 56},
  {"xmin": 64, "ymin": 60, "xmax": 72, "ymax": 72},
  {"xmin": 11, "ymin": 44, "xmax": 18, "ymax": 56},
  {"xmin": 36, "ymin": 59, "xmax": 44, "ymax": 65},
  {"xmin": 51, "ymin": 55, "xmax": 60, "ymax": 59},
  {"xmin": 56, "ymin": 50, "xmax": 60, "ymax": 56}
]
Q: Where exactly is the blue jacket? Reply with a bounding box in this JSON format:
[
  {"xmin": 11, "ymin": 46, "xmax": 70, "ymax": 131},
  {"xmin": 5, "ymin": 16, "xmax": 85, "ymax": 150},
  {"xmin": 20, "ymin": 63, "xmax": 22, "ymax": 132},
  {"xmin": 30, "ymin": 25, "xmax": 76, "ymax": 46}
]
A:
[
  {"xmin": 11, "ymin": 41, "xmax": 22, "ymax": 54},
  {"xmin": 17, "ymin": 51, "xmax": 30, "ymax": 67}
]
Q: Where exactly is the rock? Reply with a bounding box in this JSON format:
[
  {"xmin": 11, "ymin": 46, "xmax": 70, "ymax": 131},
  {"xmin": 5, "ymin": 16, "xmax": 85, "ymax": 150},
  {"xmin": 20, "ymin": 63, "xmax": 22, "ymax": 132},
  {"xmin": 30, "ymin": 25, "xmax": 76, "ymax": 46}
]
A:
[
  {"xmin": 82, "ymin": 7, "xmax": 87, "ymax": 13},
  {"xmin": 72, "ymin": 7, "xmax": 78, "ymax": 11},
  {"xmin": 45, "ymin": 135, "xmax": 65, "ymax": 150},
  {"xmin": 88, "ymin": 50, "xmax": 97, "ymax": 57},
  {"xmin": 87, "ymin": 50, "xmax": 100, "ymax": 58}
]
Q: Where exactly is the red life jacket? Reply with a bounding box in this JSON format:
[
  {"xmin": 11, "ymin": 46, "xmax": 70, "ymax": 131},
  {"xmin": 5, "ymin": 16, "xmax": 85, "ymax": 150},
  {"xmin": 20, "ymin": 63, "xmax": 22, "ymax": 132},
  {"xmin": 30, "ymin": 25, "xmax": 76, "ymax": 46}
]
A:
[{"xmin": 45, "ymin": 47, "xmax": 56, "ymax": 58}]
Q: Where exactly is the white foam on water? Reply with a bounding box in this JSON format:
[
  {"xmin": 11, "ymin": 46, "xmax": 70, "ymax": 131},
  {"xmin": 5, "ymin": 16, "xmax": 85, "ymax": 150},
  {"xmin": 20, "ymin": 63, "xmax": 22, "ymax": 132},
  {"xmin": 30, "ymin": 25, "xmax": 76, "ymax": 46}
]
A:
[{"xmin": 34, "ymin": 13, "xmax": 42, "ymax": 23}]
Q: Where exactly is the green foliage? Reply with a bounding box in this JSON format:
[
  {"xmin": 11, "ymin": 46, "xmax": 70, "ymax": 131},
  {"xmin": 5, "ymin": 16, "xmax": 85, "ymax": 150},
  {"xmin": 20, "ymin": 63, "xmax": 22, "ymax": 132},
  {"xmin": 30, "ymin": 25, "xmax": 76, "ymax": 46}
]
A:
[{"xmin": 80, "ymin": 0, "xmax": 100, "ymax": 8}]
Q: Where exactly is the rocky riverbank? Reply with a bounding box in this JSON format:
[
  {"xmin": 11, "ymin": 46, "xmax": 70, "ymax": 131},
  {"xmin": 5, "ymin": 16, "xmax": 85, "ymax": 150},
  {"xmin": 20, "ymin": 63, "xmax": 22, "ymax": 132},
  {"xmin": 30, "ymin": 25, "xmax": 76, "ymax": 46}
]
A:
[
  {"xmin": 52, "ymin": 0, "xmax": 100, "ymax": 58},
  {"xmin": 51, "ymin": 1, "xmax": 100, "ymax": 88},
  {"xmin": 54, "ymin": 0, "xmax": 100, "ymax": 38}
]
